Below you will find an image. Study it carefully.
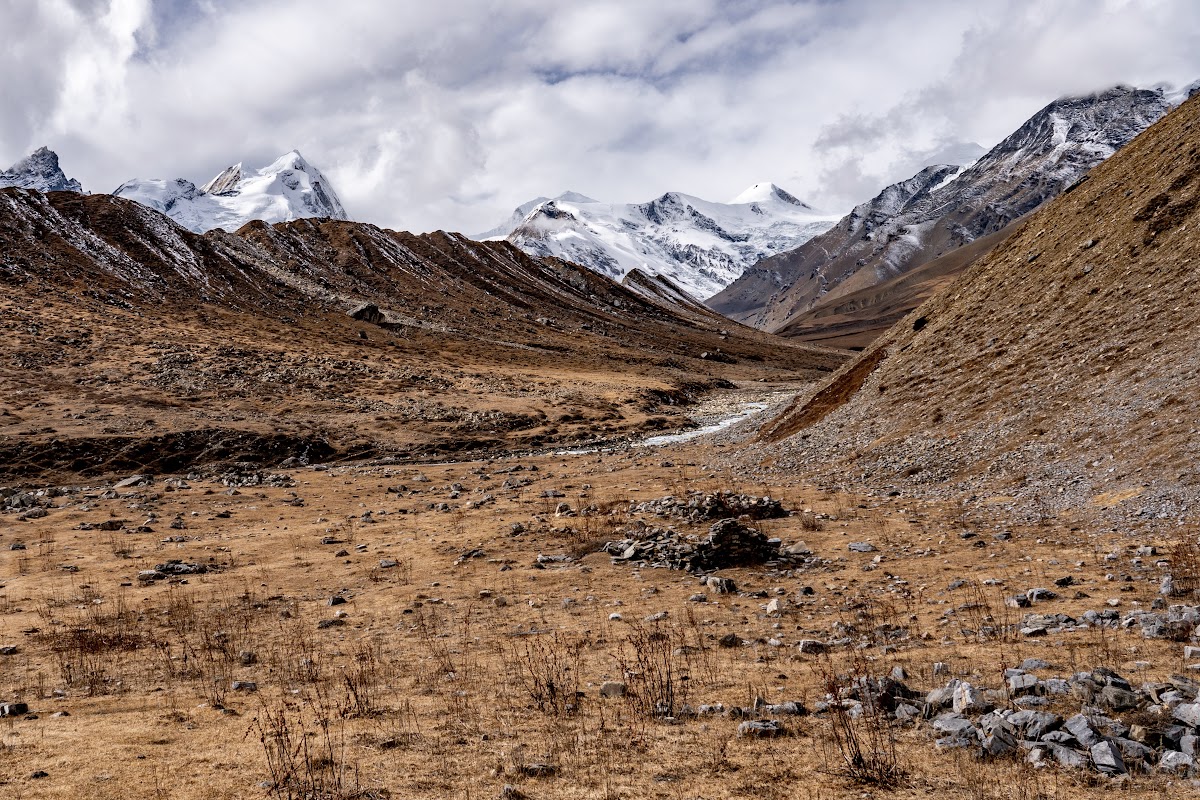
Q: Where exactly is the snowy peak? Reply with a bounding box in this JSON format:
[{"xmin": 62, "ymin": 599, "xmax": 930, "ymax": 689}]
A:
[
  {"xmin": 730, "ymin": 183, "xmax": 811, "ymax": 209},
  {"xmin": 113, "ymin": 150, "xmax": 348, "ymax": 233},
  {"xmin": 484, "ymin": 184, "xmax": 839, "ymax": 299},
  {"xmin": 0, "ymin": 146, "xmax": 84, "ymax": 193}
]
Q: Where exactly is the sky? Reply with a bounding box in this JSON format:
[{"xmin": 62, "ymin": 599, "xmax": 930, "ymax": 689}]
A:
[{"xmin": 2, "ymin": 0, "xmax": 1199, "ymax": 235}]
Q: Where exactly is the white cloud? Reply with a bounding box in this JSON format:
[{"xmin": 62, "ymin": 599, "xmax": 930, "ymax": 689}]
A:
[{"xmin": 2, "ymin": 0, "xmax": 1198, "ymax": 233}]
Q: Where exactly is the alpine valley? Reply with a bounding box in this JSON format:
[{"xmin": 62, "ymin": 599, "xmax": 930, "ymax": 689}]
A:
[{"xmin": 4, "ymin": 71, "xmax": 1200, "ymax": 800}]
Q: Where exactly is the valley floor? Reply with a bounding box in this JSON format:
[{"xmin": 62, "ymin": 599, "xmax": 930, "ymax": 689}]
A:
[{"xmin": 0, "ymin": 411, "xmax": 1192, "ymax": 799}]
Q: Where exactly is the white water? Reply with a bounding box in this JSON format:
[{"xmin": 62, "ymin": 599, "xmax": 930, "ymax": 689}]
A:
[{"xmin": 638, "ymin": 403, "xmax": 768, "ymax": 447}]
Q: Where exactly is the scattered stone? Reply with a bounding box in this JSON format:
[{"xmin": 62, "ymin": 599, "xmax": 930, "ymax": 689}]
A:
[
  {"xmin": 1091, "ymin": 740, "xmax": 1126, "ymax": 775},
  {"xmin": 737, "ymin": 719, "xmax": 782, "ymax": 738},
  {"xmin": 599, "ymin": 681, "xmax": 626, "ymax": 698},
  {"xmin": 848, "ymin": 542, "xmax": 876, "ymax": 553},
  {"xmin": 0, "ymin": 702, "xmax": 29, "ymax": 717},
  {"xmin": 520, "ymin": 763, "xmax": 557, "ymax": 778}
]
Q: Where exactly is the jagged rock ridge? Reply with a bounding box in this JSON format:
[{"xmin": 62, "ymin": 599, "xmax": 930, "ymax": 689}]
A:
[
  {"xmin": 756, "ymin": 91, "xmax": 1200, "ymax": 527},
  {"xmin": 0, "ymin": 147, "xmax": 83, "ymax": 193}
]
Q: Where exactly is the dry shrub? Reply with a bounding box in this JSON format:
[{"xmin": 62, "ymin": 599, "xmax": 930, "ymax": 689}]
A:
[
  {"xmin": 615, "ymin": 621, "xmax": 690, "ymax": 719},
  {"xmin": 509, "ymin": 632, "xmax": 586, "ymax": 716},
  {"xmin": 818, "ymin": 650, "xmax": 904, "ymax": 788}
]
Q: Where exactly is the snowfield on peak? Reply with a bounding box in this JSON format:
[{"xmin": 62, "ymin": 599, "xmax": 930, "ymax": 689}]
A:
[
  {"xmin": 113, "ymin": 150, "xmax": 347, "ymax": 233},
  {"xmin": 478, "ymin": 185, "xmax": 839, "ymax": 299}
]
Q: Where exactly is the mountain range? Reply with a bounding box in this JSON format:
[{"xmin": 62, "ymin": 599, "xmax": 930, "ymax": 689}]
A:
[
  {"xmin": 709, "ymin": 84, "xmax": 1182, "ymax": 343},
  {"xmin": 477, "ymin": 184, "xmax": 841, "ymax": 299}
]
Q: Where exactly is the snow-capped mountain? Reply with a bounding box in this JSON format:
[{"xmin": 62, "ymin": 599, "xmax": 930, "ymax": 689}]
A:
[
  {"xmin": 0, "ymin": 147, "xmax": 83, "ymax": 193},
  {"xmin": 113, "ymin": 150, "xmax": 347, "ymax": 233},
  {"xmin": 478, "ymin": 185, "xmax": 839, "ymax": 299},
  {"xmin": 711, "ymin": 84, "xmax": 1177, "ymax": 330}
]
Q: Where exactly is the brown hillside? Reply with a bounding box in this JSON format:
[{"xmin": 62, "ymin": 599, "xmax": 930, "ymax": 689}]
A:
[
  {"xmin": 773, "ymin": 226, "xmax": 1013, "ymax": 349},
  {"xmin": 0, "ymin": 190, "xmax": 846, "ymax": 482},
  {"xmin": 758, "ymin": 93, "xmax": 1200, "ymax": 528}
]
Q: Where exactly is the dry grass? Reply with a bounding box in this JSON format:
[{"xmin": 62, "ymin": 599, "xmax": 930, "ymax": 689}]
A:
[{"xmin": 0, "ymin": 447, "xmax": 1189, "ymax": 799}]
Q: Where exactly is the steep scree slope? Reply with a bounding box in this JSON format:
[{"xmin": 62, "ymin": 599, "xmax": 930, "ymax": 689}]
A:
[{"xmin": 756, "ymin": 93, "xmax": 1200, "ymax": 528}]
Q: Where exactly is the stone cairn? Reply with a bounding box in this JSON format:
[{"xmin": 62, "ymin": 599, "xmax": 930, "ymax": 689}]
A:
[{"xmin": 605, "ymin": 492, "xmax": 792, "ymax": 572}]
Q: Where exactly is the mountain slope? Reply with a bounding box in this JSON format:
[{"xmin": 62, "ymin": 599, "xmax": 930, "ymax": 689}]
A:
[
  {"xmin": 0, "ymin": 187, "xmax": 845, "ymax": 480},
  {"xmin": 112, "ymin": 150, "xmax": 347, "ymax": 233},
  {"xmin": 710, "ymin": 85, "xmax": 1174, "ymax": 334},
  {"xmin": 757, "ymin": 92, "xmax": 1200, "ymax": 526},
  {"xmin": 482, "ymin": 186, "xmax": 839, "ymax": 299},
  {"xmin": 0, "ymin": 146, "xmax": 83, "ymax": 193}
]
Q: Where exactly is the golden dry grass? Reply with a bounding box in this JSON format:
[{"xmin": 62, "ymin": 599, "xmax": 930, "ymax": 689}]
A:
[{"xmin": 0, "ymin": 442, "xmax": 1192, "ymax": 799}]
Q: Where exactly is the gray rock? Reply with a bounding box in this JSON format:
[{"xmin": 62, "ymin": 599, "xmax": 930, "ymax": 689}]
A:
[
  {"xmin": 1009, "ymin": 710, "xmax": 1062, "ymax": 740},
  {"xmin": 0, "ymin": 702, "xmax": 29, "ymax": 717},
  {"xmin": 1159, "ymin": 750, "xmax": 1195, "ymax": 774},
  {"xmin": 1064, "ymin": 714, "xmax": 1100, "ymax": 747},
  {"xmin": 1047, "ymin": 743, "xmax": 1088, "ymax": 769},
  {"xmin": 379, "ymin": 559, "xmax": 398, "ymax": 569},
  {"xmin": 1098, "ymin": 684, "xmax": 1141, "ymax": 711},
  {"xmin": 932, "ymin": 714, "xmax": 977, "ymax": 738},
  {"xmin": 231, "ymin": 681, "xmax": 258, "ymax": 692},
  {"xmin": 983, "ymin": 725, "xmax": 1018, "ymax": 757},
  {"xmin": 705, "ymin": 575, "xmax": 734, "ymax": 594},
  {"xmin": 1116, "ymin": 737, "xmax": 1154, "ymax": 763},
  {"xmin": 953, "ymin": 682, "xmax": 989, "ymax": 714},
  {"xmin": 737, "ymin": 719, "xmax": 782, "ymax": 738},
  {"xmin": 795, "ymin": 639, "xmax": 826, "ymax": 654},
  {"xmin": 599, "ymin": 681, "xmax": 626, "ymax": 698},
  {"xmin": 1090, "ymin": 740, "xmax": 1126, "ymax": 775},
  {"xmin": 848, "ymin": 542, "xmax": 876, "ymax": 553},
  {"xmin": 1008, "ymin": 673, "xmax": 1039, "ymax": 694},
  {"xmin": 1173, "ymin": 702, "xmax": 1200, "ymax": 727}
]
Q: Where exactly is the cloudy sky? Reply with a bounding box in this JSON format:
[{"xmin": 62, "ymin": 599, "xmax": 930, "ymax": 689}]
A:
[{"xmin": 3, "ymin": 0, "xmax": 1199, "ymax": 234}]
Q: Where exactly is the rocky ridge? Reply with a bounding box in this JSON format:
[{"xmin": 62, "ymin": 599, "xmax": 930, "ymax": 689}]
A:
[{"xmin": 710, "ymin": 85, "xmax": 1177, "ymax": 336}]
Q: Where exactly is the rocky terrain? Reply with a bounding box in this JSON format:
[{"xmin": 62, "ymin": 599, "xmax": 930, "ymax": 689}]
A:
[
  {"xmin": 710, "ymin": 85, "xmax": 1175, "ymax": 339},
  {"xmin": 2, "ymin": 68, "xmax": 1199, "ymax": 800}
]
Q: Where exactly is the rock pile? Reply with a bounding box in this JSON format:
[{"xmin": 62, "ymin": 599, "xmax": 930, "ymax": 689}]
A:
[
  {"xmin": 137, "ymin": 560, "xmax": 214, "ymax": 583},
  {"xmin": 1020, "ymin": 603, "xmax": 1200, "ymax": 641},
  {"xmin": 823, "ymin": 662, "xmax": 1200, "ymax": 776},
  {"xmin": 605, "ymin": 518, "xmax": 787, "ymax": 572},
  {"xmin": 629, "ymin": 491, "xmax": 787, "ymax": 523},
  {"xmin": 217, "ymin": 466, "xmax": 295, "ymax": 488}
]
